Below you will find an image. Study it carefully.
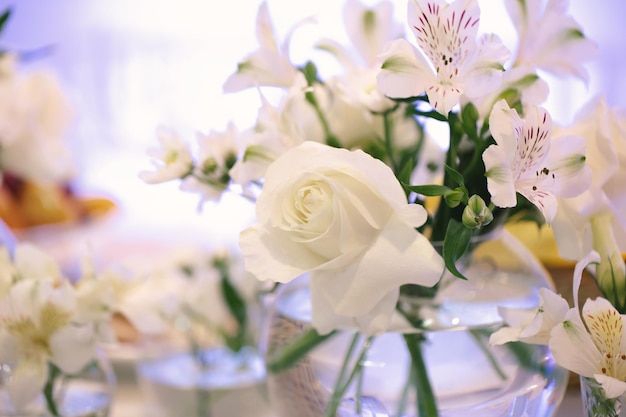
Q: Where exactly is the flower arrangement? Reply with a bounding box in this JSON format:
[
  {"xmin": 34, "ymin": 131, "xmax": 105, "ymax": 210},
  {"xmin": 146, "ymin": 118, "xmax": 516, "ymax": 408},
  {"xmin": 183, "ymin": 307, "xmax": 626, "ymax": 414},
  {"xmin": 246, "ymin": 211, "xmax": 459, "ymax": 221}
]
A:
[
  {"xmin": 490, "ymin": 98, "xmax": 626, "ymax": 416},
  {"xmin": 0, "ymin": 243, "xmax": 117, "ymax": 416},
  {"xmin": 139, "ymin": 0, "xmax": 622, "ymax": 415}
]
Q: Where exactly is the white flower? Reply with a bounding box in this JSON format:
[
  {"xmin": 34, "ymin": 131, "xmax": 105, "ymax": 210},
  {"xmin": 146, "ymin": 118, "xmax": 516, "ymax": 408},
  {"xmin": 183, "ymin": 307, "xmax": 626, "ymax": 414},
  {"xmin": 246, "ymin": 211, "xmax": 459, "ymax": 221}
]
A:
[
  {"xmin": 139, "ymin": 127, "xmax": 193, "ymax": 184},
  {"xmin": 239, "ymin": 141, "xmax": 443, "ymax": 336},
  {"xmin": 505, "ymin": 0, "xmax": 597, "ymax": 82},
  {"xmin": 467, "ymin": 66, "xmax": 550, "ymax": 120},
  {"xmin": 550, "ymin": 299, "xmax": 626, "ymax": 399},
  {"xmin": 545, "ymin": 250, "xmax": 626, "ymax": 399},
  {"xmin": 74, "ymin": 263, "xmax": 117, "ymax": 344},
  {"xmin": 108, "ymin": 261, "xmax": 180, "ymax": 336},
  {"xmin": 377, "ymin": 0, "xmax": 509, "ymax": 115},
  {"xmin": 483, "ymin": 99, "xmax": 591, "ymax": 222},
  {"xmin": 222, "ymin": 2, "xmax": 299, "ymax": 93},
  {"xmin": 316, "ymin": 0, "xmax": 403, "ymax": 71},
  {"xmin": 489, "ymin": 287, "xmax": 569, "ymax": 346},
  {"xmin": 551, "ymin": 97, "xmax": 626, "ymax": 261},
  {"xmin": 12, "ymin": 243, "xmax": 62, "ymax": 281},
  {"xmin": 180, "ymin": 124, "xmax": 240, "ymax": 206},
  {"xmin": 0, "ymin": 278, "xmax": 96, "ymax": 409},
  {"xmin": 344, "ymin": 0, "xmax": 403, "ymax": 68},
  {"xmin": 0, "ymin": 62, "xmax": 76, "ymax": 184}
]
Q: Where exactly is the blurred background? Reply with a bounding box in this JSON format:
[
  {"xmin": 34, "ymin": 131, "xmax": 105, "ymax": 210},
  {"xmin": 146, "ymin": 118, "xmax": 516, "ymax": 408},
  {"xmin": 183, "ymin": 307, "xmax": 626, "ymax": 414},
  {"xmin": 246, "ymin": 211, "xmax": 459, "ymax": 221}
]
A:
[{"xmin": 0, "ymin": 0, "xmax": 624, "ymax": 263}]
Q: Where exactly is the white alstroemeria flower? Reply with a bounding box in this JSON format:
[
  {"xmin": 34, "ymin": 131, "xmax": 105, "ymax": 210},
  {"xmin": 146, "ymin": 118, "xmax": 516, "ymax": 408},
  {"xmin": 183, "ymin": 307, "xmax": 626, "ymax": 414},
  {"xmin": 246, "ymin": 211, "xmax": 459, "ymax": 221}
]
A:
[
  {"xmin": 377, "ymin": 0, "xmax": 510, "ymax": 115},
  {"xmin": 139, "ymin": 127, "xmax": 193, "ymax": 184},
  {"xmin": 551, "ymin": 97, "xmax": 626, "ymax": 261},
  {"xmin": 332, "ymin": 68, "xmax": 397, "ymax": 114},
  {"xmin": 180, "ymin": 124, "xmax": 240, "ymax": 206},
  {"xmin": 489, "ymin": 287, "xmax": 569, "ymax": 346},
  {"xmin": 505, "ymin": 0, "xmax": 597, "ymax": 82},
  {"xmin": 229, "ymin": 131, "xmax": 286, "ymax": 192},
  {"xmin": 344, "ymin": 0, "xmax": 403, "ymax": 68},
  {"xmin": 315, "ymin": 0, "xmax": 403, "ymax": 113},
  {"xmin": 317, "ymin": 0, "xmax": 403, "ymax": 70},
  {"xmin": 13, "ymin": 243, "xmax": 62, "ymax": 282},
  {"xmin": 549, "ymin": 251, "xmax": 626, "ymax": 399},
  {"xmin": 468, "ymin": 66, "xmax": 550, "ymax": 120},
  {"xmin": 104, "ymin": 256, "xmax": 184, "ymax": 337},
  {"xmin": 74, "ymin": 260, "xmax": 117, "ymax": 344},
  {"xmin": 483, "ymin": 100, "xmax": 591, "ymax": 222},
  {"xmin": 0, "ymin": 278, "xmax": 97, "ymax": 409},
  {"xmin": 240, "ymin": 141, "xmax": 443, "ymax": 336},
  {"xmin": 222, "ymin": 2, "xmax": 300, "ymax": 92}
]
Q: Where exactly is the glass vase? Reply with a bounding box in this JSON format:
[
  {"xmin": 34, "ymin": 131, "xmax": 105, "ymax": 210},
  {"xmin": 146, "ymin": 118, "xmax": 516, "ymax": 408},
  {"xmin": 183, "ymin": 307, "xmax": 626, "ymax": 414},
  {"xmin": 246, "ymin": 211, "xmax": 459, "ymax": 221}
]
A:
[
  {"xmin": 261, "ymin": 228, "xmax": 569, "ymax": 417},
  {"xmin": 135, "ymin": 345, "xmax": 273, "ymax": 417},
  {"xmin": 0, "ymin": 350, "xmax": 116, "ymax": 417},
  {"xmin": 581, "ymin": 376, "xmax": 626, "ymax": 417}
]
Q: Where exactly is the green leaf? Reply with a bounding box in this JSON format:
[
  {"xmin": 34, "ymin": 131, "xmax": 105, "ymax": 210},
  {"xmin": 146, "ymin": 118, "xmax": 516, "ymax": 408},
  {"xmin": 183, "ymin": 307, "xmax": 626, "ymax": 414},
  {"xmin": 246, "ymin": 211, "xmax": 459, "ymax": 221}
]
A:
[
  {"xmin": 214, "ymin": 257, "xmax": 248, "ymax": 351},
  {"xmin": 0, "ymin": 8, "xmax": 12, "ymax": 36},
  {"xmin": 442, "ymin": 219, "xmax": 473, "ymax": 280},
  {"xmin": 444, "ymin": 164, "xmax": 465, "ymax": 187},
  {"xmin": 443, "ymin": 165, "xmax": 469, "ymax": 197},
  {"xmin": 386, "ymin": 94, "xmax": 429, "ymax": 103},
  {"xmin": 410, "ymin": 108, "xmax": 448, "ymax": 122},
  {"xmin": 267, "ymin": 328, "xmax": 337, "ymax": 373},
  {"xmin": 461, "ymin": 102, "xmax": 479, "ymax": 142},
  {"xmin": 404, "ymin": 184, "xmax": 451, "ymax": 196}
]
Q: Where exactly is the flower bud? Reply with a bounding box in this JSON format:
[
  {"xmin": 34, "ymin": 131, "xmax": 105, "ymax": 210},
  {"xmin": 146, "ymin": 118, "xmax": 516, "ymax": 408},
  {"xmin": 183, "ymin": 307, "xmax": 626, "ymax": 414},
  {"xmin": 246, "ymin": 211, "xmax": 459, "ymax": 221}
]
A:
[
  {"xmin": 591, "ymin": 214, "xmax": 626, "ymax": 311},
  {"xmin": 462, "ymin": 195, "xmax": 493, "ymax": 229},
  {"xmin": 443, "ymin": 188, "xmax": 464, "ymax": 208}
]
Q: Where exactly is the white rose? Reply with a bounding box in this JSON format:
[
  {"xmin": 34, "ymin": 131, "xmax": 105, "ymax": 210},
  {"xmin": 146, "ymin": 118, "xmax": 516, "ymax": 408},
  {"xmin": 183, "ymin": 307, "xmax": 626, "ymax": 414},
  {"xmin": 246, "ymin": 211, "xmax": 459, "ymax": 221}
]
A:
[{"xmin": 239, "ymin": 141, "xmax": 443, "ymax": 335}]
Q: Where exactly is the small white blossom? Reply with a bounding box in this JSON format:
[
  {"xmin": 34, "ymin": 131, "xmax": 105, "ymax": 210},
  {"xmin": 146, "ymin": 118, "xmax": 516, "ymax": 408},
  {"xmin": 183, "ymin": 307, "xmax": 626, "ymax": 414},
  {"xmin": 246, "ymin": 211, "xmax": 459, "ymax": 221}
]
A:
[
  {"xmin": 505, "ymin": 0, "xmax": 597, "ymax": 82},
  {"xmin": 222, "ymin": 2, "xmax": 300, "ymax": 92},
  {"xmin": 139, "ymin": 127, "xmax": 193, "ymax": 184}
]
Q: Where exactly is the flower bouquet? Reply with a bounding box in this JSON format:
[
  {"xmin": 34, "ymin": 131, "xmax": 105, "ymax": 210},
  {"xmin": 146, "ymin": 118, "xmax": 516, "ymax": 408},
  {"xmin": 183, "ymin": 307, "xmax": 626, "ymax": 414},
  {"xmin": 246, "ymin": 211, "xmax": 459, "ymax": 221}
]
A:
[
  {"xmin": 140, "ymin": 0, "xmax": 612, "ymax": 415},
  {"xmin": 0, "ymin": 243, "xmax": 117, "ymax": 416}
]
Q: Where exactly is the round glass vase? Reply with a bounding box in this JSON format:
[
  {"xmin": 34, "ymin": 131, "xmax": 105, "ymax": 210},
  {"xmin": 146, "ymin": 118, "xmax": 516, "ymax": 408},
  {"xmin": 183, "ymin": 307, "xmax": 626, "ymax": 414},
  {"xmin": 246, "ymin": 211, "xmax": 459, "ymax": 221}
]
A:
[
  {"xmin": 0, "ymin": 350, "xmax": 116, "ymax": 417},
  {"xmin": 580, "ymin": 376, "xmax": 626, "ymax": 417},
  {"xmin": 261, "ymin": 228, "xmax": 569, "ymax": 417},
  {"xmin": 135, "ymin": 345, "xmax": 273, "ymax": 417}
]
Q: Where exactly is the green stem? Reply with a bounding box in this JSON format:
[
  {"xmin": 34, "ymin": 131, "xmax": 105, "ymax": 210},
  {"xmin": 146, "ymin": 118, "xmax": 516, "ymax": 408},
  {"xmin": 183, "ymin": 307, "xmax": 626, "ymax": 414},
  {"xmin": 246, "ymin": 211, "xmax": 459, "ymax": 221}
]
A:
[
  {"xmin": 197, "ymin": 387, "xmax": 211, "ymax": 417},
  {"xmin": 430, "ymin": 120, "xmax": 457, "ymax": 243},
  {"xmin": 383, "ymin": 111, "xmax": 400, "ymax": 175},
  {"xmin": 468, "ymin": 330, "xmax": 507, "ymax": 381},
  {"xmin": 188, "ymin": 335, "xmax": 211, "ymax": 417},
  {"xmin": 305, "ymin": 90, "xmax": 337, "ymax": 146},
  {"xmin": 404, "ymin": 333, "xmax": 439, "ymax": 417},
  {"xmin": 325, "ymin": 335, "xmax": 374, "ymax": 417},
  {"xmin": 44, "ymin": 362, "xmax": 62, "ymax": 417},
  {"xmin": 324, "ymin": 333, "xmax": 360, "ymax": 417}
]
